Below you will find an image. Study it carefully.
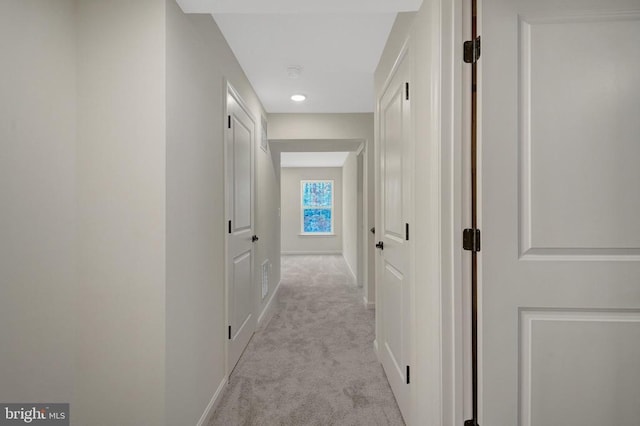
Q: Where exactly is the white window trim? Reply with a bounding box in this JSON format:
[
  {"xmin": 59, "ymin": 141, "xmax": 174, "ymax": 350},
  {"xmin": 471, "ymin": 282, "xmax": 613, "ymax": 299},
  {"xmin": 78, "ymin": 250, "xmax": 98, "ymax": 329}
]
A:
[{"xmin": 300, "ymin": 179, "xmax": 334, "ymax": 235}]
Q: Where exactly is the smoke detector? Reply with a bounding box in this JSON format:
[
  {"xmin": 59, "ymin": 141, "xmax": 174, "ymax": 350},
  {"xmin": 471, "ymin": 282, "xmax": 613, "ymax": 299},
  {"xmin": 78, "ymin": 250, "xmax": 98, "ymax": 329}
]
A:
[{"xmin": 287, "ymin": 66, "xmax": 302, "ymax": 79}]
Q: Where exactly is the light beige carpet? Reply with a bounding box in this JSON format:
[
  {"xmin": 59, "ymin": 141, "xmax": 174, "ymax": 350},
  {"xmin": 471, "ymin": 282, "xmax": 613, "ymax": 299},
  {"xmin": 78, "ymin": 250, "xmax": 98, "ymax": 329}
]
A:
[{"xmin": 209, "ymin": 255, "xmax": 405, "ymax": 426}]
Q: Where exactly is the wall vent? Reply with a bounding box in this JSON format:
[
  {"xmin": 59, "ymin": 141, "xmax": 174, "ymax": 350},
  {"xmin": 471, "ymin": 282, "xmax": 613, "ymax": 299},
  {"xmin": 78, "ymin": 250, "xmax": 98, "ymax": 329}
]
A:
[{"xmin": 261, "ymin": 260, "xmax": 270, "ymax": 300}]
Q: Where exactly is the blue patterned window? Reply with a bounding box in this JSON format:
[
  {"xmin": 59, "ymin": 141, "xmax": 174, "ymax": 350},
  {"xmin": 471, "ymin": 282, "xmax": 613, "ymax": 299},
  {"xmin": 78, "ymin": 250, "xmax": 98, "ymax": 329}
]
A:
[{"xmin": 301, "ymin": 180, "xmax": 334, "ymax": 234}]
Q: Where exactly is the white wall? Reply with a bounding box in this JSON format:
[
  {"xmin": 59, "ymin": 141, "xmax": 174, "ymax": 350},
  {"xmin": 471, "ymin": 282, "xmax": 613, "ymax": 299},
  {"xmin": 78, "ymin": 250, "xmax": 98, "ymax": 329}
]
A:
[
  {"xmin": 374, "ymin": 3, "xmax": 461, "ymax": 424},
  {"xmin": 268, "ymin": 113, "xmax": 375, "ymax": 304},
  {"xmin": 281, "ymin": 167, "xmax": 342, "ymax": 254},
  {"xmin": 75, "ymin": 1, "xmax": 167, "ymax": 424},
  {"xmin": 0, "ymin": 0, "xmax": 77, "ymax": 406},
  {"xmin": 255, "ymin": 126, "xmax": 281, "ymax": 328},
  {"xmin": 1, "ymin": 2, "xmax": 283, "ymax": 425},
  {"xmin": 166, "ymin": 2, "xmax": 281, "ymax": 424},
  {"xmin": 342, "ymin": 152, "xmax": 359, "ymax": 281},
  {"xmin": 268, "ymin": 114, "xmax": 374, "ymax": 142}
]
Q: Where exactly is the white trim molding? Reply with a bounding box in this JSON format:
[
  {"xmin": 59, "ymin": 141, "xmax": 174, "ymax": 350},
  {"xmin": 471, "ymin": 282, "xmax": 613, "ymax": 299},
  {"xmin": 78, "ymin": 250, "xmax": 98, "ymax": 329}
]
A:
[
  {"xmin": 257, "ymin": 279, "xmax": 282, "ymax": 330},
  {"xmin": 343, "ymin": 254, "xmax": 357, "ymax": 283},
  {"xmin": 196, "ymin": 377, "xmax": 227, "ymax": 426},
  {"xmin": 281, "ymin": 251, "xmax": 342, "ymax": 256},
  {"xmin": 363, "ymin": 295, "xmax": 375, "ymax": 310}
]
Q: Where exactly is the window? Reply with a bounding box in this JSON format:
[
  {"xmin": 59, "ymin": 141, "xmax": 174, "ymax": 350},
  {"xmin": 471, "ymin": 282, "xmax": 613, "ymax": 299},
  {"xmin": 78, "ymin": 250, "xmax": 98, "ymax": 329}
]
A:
[{"xmin": 301, "ymin": 180, "xmax": 334, "ymax": 234}]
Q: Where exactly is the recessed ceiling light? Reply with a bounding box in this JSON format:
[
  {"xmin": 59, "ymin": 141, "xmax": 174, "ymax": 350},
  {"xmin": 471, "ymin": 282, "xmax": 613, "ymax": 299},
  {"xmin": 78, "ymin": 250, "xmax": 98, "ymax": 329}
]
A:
[{"xmin": 291, "ymin": 94, "xmax": 306, "ymax": 102}]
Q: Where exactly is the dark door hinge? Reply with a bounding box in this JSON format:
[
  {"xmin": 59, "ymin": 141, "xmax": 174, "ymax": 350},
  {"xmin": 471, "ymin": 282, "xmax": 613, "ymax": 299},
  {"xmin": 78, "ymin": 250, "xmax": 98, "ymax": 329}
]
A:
[
  {"xmin": 406, "ymin": 365, "xmax": 410, "ymax": 384},
  {"xmin": 228, "ymin": 220, "xmax": 232, "ymax": 234},
  {"xmin": 463, "ymin": 228, "xmax": 481, "ymax": 252},
  {"xmin": 463, "ymin": 36, "xmax": 481, "ymax": 64},
  {"xmin": 228, "ymin": 115, "xmax": 231, "ymax": 129},
  {"xmin": 405, "ymin": 223, "xmax": 409, "ymax": 241},
  {"xmin": 228, "ymin": 325, "xmax": 231, "ymax": 340},
  {"xmin": 405, "ymin": 82, "xmax": 410, "ymax": 100}
]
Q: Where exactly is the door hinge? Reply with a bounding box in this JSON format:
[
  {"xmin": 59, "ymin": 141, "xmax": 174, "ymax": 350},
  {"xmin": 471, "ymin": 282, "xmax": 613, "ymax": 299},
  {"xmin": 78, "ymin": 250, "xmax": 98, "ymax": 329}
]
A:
[
  {"xmin": 228, "ymin": 220, "xmax": 232, "ymax": 234},
  {"xmin": 405, "ymin": 223, "xmax": 410, "ymax": 241},
  {"xmin": 463, "ymin": 36, "xmax": 481, "ymax": 64},
  {"xmin": 228, "ymin": 325, "xmax": 231, "ymax": 340},
  {"xmin": 405, "ymin": 82, "xmax": 410, "ymax": 100},
  {"xmin": 463, "ymin": 228, "xmax": 481, "ymax": 252},
  {"xmin": 406, "ymin": 366, "xmax": 410, "ymax": 384},
  {"xmin": 228, "ymin": 115, "xmax": 231, "ymax": 129}
]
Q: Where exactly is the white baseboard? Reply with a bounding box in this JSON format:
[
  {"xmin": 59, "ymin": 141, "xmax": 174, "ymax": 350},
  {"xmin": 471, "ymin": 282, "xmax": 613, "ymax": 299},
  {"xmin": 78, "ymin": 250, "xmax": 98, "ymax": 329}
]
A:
[
  {"xmin": 343, "ymin": 255, "xmax": 357, "ymax": 284},
  {"xmin": 281, "ymin": 250, "xmax": 342, "ymax": 255},
  {"xmin": 362, "ymin": 295, "xmax": 375, "ymax": 310},
  {"xmin": 257, "ymin": 279, "xmax": 282, "ymax": 330},
  {"xmin": 196, "ymin": 376, "xmax": 227, "ymax": 426}
]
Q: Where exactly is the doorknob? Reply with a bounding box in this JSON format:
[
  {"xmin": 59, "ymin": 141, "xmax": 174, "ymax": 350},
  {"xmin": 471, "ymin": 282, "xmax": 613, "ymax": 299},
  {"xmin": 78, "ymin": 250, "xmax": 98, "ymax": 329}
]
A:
[
  {"xmin": 375, "ymin": 241, "xmax": 384, "ymax": 250},
  {"xmin": 251, "ymin": 235, "xmax": 259, "ymax": 242}
]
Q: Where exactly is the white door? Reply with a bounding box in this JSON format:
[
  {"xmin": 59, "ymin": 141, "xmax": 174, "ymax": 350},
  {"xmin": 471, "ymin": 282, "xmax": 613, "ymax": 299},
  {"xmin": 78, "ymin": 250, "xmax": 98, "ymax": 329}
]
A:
[
  {"xmin": 377, "ymin": 48, "xmax": 413, "ymax": 420},
  {"xmin": 226, "ymin": 85, "xmax": 256, "ymax": 373},
  {"xmin": 481, "ymin": 1, "xmax": 640, "ymax": 425}
]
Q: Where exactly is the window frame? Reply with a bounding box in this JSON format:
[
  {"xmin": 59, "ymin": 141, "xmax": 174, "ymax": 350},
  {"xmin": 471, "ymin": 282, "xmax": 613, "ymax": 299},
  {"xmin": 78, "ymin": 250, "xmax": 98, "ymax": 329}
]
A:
[{"xmin": 300, "ymin": 179, "xmax": 335, "ymax": 235}]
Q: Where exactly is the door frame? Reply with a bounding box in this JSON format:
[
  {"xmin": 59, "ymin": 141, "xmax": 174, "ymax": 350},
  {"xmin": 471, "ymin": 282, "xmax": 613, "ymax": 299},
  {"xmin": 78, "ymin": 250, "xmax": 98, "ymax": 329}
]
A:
[
  {"xmin": 451, "ymin": 0, "xmax": 473, "ymax": 424},
  {"xmin": 459, "ymin": 0, "xmax": 482, "ymax": 424},
  {"xmin": 396, "ymin": 0, "xmax": 467, "ymax": 424},
  {"xmin": 355, "ymin": 142, "xmax": 365, "ymax": 290},
  {"xmin": 223, "ymin": 80, "xmax": 257, "ymax": 377},
  {"xmin": 369, "ymin": 0, "xmax": 467, "ymax": 422}
]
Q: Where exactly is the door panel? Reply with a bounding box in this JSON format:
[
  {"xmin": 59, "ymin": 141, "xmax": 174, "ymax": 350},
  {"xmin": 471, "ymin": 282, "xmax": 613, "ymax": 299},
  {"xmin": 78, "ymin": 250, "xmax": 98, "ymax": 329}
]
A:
[
  {"xmin": 226, "ymin": 86, "xmax": 255, "ymax": 373},
  {"xmin": 378, "ymin": 48, "xmax": 412, "ymax": 421},
  {"xmin": 521, "ymin": 310, "xmax": 640, "ymax": 426},
  {"xmin": 382, "ymin": 261, "xmax": 404, "ymax": 375},
  {"xmin": 231, "ymin": 251, "xmax": 252, "ymax": 339},
  {"xmin": 520, "ymin": 14, "xmax": 640, "ymax": 257},
  {"xmin": 233, "ymin": 117, "xmax": 252, "ymax": 230},
  {"xmin": 383, "ymin": 90, "xmax": 404, "ymax": 239},
  {"xmin": 482, "ymin": 1, "xmax": 640, "ymax": 425}
]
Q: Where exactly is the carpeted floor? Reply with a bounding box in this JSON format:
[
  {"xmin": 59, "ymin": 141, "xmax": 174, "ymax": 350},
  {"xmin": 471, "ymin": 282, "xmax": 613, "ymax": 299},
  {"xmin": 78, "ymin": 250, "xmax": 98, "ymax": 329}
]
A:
[{"xmin": 209, "ymin": 255, "xmax": 405, "ymax": 426}]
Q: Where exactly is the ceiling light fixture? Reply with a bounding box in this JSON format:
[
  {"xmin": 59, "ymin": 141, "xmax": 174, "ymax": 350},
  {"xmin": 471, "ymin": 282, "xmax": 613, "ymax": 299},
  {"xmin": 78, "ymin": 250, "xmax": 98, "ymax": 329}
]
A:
[{"xmin": 291, "ymin": 94, "xmax": 306, "ymax": 102}]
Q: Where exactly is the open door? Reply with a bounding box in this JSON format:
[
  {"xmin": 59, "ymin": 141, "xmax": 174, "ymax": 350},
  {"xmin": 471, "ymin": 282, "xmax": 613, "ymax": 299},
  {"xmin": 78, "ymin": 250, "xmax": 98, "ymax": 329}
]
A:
[
  {"xmin": 376, "ymin": 47, "xmax": 413, "ymax": 421},
  {"xmin": 225, "ymin": 83, "xmax": 256, "ymax": 374},
  {"xmin": 479, "ymin": 1, "xmax": 640, "ymax": 425}
]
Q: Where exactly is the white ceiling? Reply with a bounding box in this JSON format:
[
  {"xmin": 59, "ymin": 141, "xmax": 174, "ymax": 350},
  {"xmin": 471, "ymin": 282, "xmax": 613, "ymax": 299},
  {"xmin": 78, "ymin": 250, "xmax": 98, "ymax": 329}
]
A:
[
  {"xmin": 176, "ymin": 0, "xmax": 423, "ymax": 14},
  {"xmin": 281, "ymin": 152, "xmax": 350, "ymax": 168},
  {"xmin": 175, "ymin": 0, "xmax": 423, "ymax": 113}
]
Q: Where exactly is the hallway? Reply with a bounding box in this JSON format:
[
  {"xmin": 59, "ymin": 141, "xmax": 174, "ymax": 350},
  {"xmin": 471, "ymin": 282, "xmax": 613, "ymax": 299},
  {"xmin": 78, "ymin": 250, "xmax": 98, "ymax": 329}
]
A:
[
  {"xmin": 4, "ymin": 1, "xmax": 638, "ymax": 424},
  {"xmin": 210, "ymin": 256, "xmax": 404, "ymax": 425}
]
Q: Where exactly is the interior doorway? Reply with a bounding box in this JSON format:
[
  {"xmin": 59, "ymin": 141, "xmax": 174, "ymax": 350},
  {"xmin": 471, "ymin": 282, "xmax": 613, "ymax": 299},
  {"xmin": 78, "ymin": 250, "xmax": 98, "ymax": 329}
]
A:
[{"xmin": 271, "ymin": 139, "xmax": 370, "ymax": 300}]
